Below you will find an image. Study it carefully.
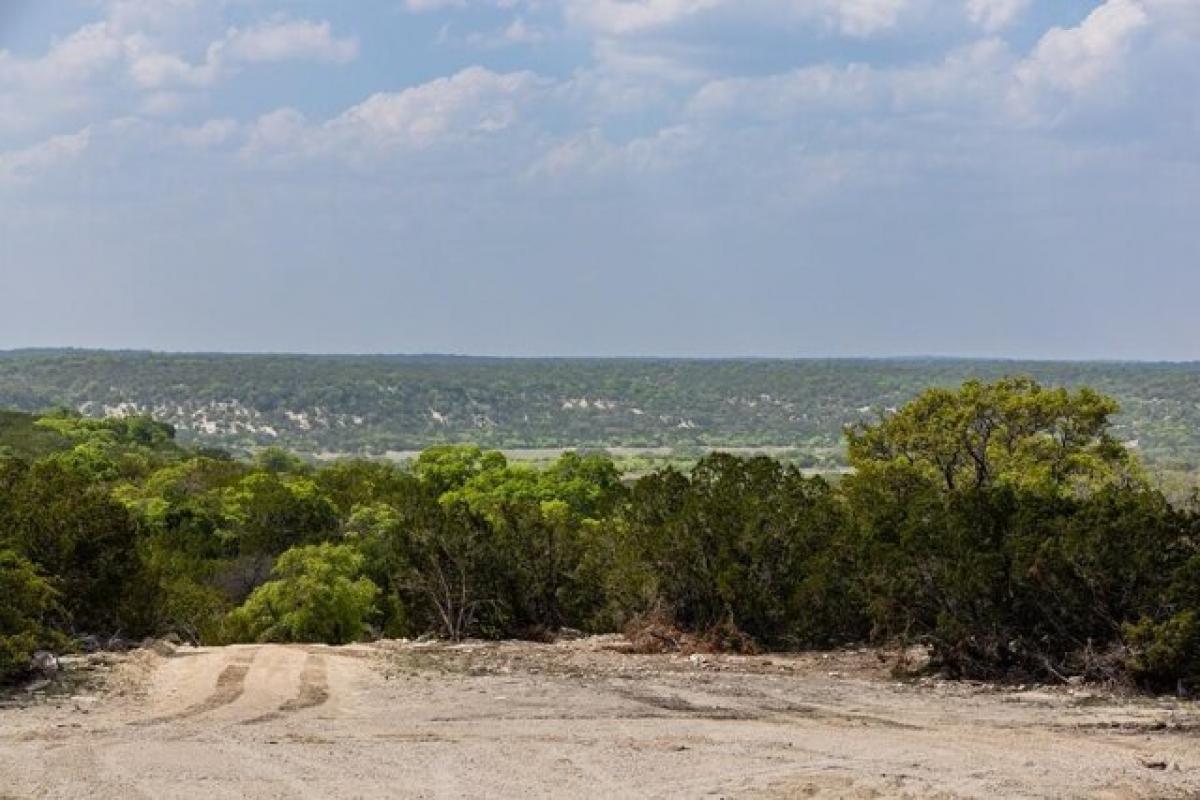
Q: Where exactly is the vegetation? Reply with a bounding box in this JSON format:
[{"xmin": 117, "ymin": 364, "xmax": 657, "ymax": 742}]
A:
[
  {"xmin": 224, "ymin": 543, "xmax": 379, "ymax": 645},
  {"xmin": 0, "ymin": 550, "xmax": 60, "ymax": 680},
  {"xmin": 0, "ymin": 376, "xmax": 1197, "ymax": 697},
  {"xmin": 7, "ymin": 351, "xmax": 1200, "ymax": 472}
]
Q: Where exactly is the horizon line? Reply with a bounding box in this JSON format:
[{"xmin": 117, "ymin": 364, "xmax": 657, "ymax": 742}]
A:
[{"xmin": 2, "ymin": 347, "xmax": 1200, "ymax": 366}]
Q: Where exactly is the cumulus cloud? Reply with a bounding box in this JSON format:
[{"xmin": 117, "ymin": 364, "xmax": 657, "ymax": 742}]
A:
[
  {"xmin": 530, "ymin": 124, "xmax": 700, "ymax": 178},
  {"xmin": 0, "ymin": 129, "xmax": 91, "ymax": 184},
  {"xmin": 565, "ymin": 0, "xmax": 723, "ymax": 35},
  {"xmin": 104, "ymin": 0, "xmax": 208, "ymax": 35},
  {"xmin": 124, "ymin": 37, "xmax": 222, "ymax": 89},
  {"xmin": 0, "ymin": 9, "xmax": 356, "ymax": 138},
  {"xmin": 0, "ymin": 23, "xmax": 124, "ymax": 88},
  {"xmin": 964, "ymin": 0, "xmax": 1031, "ymax": 32},
  {"xmin": 0, "ymin": 23, "xmax": 128, "ymax": 135},
  {"xmin": 240, "ymin": 107, "xmax": 309, "ymax": 160},
  {"xmin": 125, "ymin": 17, "xmax": 358, "ymax": 90},
  {"xmin": 834, "ymin": 0, "xmax": 912, "ymax": 37},
  {"xmin": 565, "ymin": 0, "xmax": 917, "ymax": 38},
  {"xmin": 688, "ymin": 38, "xmax": 1011, "ymax": 122},
  {"xmin": 175, "ymin": 118, "xmax": 239, "ymax": 148},
  {"xmin": 3, "ymin": 0, "xmax": 1198, "ymax": 209},
  {"xmin": 220, "ymin": 19, "xmax": 358, "ymax": 64},
  {"xmin": 1010, "ymin": 0, "xmax": 1150, "ymax": 121},
  {"xmin": 683, "ymin": 0, "xmax": 1195, "ymax": 133},
  {"xmin": 590, "ymin": 37, "xmax": 711, "ymax": 82},
  {"xmin": 464, "ymin": 17, "xmax": 553, "ymax": 47},
  {"xmin": 326, "ymin": 67, "xmax": 537, "ymax": 147},
  {"xmin": 241, "ymin": 67, "xmax": 542, "ymax": 164}
]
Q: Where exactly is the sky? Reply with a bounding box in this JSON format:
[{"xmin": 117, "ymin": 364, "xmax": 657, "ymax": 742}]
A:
[{"xmin": 0, "ymin": 0, "xmax": 1197, "ymax": 359}]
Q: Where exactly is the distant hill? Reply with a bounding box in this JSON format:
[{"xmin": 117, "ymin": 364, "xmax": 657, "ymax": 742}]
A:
[{"xmin": 2, "ymin": 350, "xmax": 1200, "ymax": 466}]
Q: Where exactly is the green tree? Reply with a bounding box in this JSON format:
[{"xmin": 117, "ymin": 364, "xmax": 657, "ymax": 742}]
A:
[
  {"xmin": 843, "ymin": 379, "xmax": 1195, "ymax": 680},
  {"xmin": 0, "ymin": 549, "xmax": 59, "ymax": 682},
  {"xmin": 610, "ymin": 454, "xmax": 861, "ymax": 647},
  {"xmin": 438, "ymin": 451, "xmax": 625, "ymax": 633},
  {"xmin": 847, "ymin": 377, "xmax": 1135, "ymax": 497},
  {"xmin": 217, "ymin": 472, "xmax": 340, "ymax": 597},
  {"xmin": 315, "ymin": 459, "xmax": 419, "ymax": 516},
  {"xmin": 413, "ymin": 445, "xmax": 506, "ymax": 495},
  {"xmin": 224, "ymin": 543, "xmax": 379, "ymax": 644},
  {"xmin": 1, "ymin": 459, "xmax": 142, "ymax": 633},
  {"xmin": 394, "ymin": 502, "xmax": 504, "ymax": 640}
]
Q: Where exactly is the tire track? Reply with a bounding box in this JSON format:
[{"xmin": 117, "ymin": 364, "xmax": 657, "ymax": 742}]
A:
[
  {"xmin": 281, "ymin": 654, "xmax": 329, "ymax": 712},
  {"xmin": 136, "ymin": 648, "xmax": 259, "ymax": 726},
  {"xmin": 243, "ymin": 653, "xmax": 329, "ymax": 725}
]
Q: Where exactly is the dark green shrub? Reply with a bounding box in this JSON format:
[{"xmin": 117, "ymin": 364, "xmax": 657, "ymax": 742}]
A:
[
  {"xmin": 0, "ymin": 549, "xmax": 59, "ymax": 682},
  {"xmin": 1125, "ymin": 612, "xmax": 1200, "ymax": 692}
]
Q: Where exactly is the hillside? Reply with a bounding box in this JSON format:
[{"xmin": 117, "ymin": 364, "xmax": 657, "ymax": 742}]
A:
[{"xmin": 3, "ymin": 350, "xmax": 1200, "ymax": 465}]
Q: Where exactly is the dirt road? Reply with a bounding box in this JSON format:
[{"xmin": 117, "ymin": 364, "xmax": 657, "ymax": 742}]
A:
[{"xmin": 1, "ymin": 639, "xmax": 1198, "ymax": 799}]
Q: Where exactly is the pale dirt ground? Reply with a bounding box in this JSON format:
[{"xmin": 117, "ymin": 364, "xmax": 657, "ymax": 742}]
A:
[{"xmin": 1, "ymin": 637, "xmax": 1198, "ymax": 799}]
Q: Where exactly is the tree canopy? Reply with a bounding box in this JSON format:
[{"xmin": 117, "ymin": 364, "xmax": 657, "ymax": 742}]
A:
[{"xmin": 0, "ymin": 377, "xmax": 1197, "ymax": 693}]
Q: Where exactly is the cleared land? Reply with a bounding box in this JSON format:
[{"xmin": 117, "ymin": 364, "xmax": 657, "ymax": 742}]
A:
[{"xmin": 2, "ymin": 639, "xmax": 1198, "ymax": 799}]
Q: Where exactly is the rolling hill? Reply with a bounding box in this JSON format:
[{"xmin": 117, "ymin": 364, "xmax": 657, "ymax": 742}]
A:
[{"xmin": 3, "ymin": 350, "xmax": 1200, "ymax": 466}]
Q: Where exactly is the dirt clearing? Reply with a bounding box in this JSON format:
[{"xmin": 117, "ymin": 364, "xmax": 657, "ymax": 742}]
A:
[{"xmin": 1, "ymin": 637, "xmax": 1197, "ymax": 799}]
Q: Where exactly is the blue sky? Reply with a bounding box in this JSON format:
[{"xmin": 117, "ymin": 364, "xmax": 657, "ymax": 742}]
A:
[{"xmin": 0, "ymin": 0, "xmax": 1197, "ymax": 358}]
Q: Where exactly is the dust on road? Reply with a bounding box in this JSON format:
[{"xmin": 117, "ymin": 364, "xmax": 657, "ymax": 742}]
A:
[{"xmin": 1, "ymin": 637, "xmax": 1197, "ymax": 799}]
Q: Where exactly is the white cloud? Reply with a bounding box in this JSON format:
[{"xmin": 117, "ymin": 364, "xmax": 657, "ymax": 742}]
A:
[
  {"xmin": 125, "ymin": 17, "xmax": 358, "ymax": 90},
  {"xmin": 530, "ymin": 124, "xmax": 700, "ymax": 178},
  {"xmin": 2, "ymin": 0, "xmax": 1196, "ymax": 206},
  {"xmin": 220, "ymin": 19, "xmax": 358, "ymax": 64},
  {"xmin": 0, "ymin": 129, "xmax": 91, "ymax": 184},
  {"xmin": 688, "ymin": 38, "xmax": 1011, "ymax": 121},
  {"xmin": 104, "ymin": 0, "xmax": 207, "ymax": 35},
  {"xmin": 835, "ymin": 0, "xmax": 912, "ymax": 38},
  {"xmin": 124, "ymin": 35, "xmax": 222, "ymax": 89},
  {"xmin": 175, "ymin": 118, "xmax": 239, "ymax": 148},
  {"xmin": 690, "ymin": 63, "xmax": 879, "ymax": 119},
  {"xmin": 327, "ymin": 67, "xmax": 536, "ymax": 147},
  {"xmin": 402, "ymin": 0, "xmax": 532, "ymax": 11},
  {"xmin": 460, "ymin": 16, "xmax": 553, "ymax": 47},
  {"xmin": 1010, "ymin": 0, "xmax": 1149, "ymax": 121},
  {"xmin": 565, "ymin": 0, "xmax": 916, "ymax": 38},
  {"xmin": 1142, "ymin": 0, "xmax": 1200, "ymax": 34},
  {"xmin": 682, "ymin": 0, "xmax": 1187, "ymax": 133},
  {"xmin": 137, "ymin": 90, "xmax": 190, "ymax": 116},
  {"xmin": 565, "ymin": 0, "xmax": 723, "ymax": 35},
  {"xmin": 500, "ymin": 17, "xmax": 549, "ymax": 44},
  {"xmin": 590, "ymin": 37, "xmax": 710, "ymax": 82},
  {"xmin": 530, "ymin": 129, "xmax": 611, "ymax": 177},
  {"xmin": 241, "ymin": 67, "xmax": 542, "ymax": 164},
  {"xmin": 964, "ymin": 0, "xmax": 1031, "ymax": 33},
  {"xmin": 0, "ymin": 23, "xmax": 128, "ymax": 135},
  {"xmin": 404, "ymin": 0, "xmax": 467, "ymax": 9},
  {"xmin": 0, "ymin": 10, "xmax": 356, "ymax": 139},
  {"xmin": 0, "ymin": 23, "xmax": 124, "ymax": 88},
  {"xmin": 241, "ymin": 107, "xmax": 309, "ymax": 161}
]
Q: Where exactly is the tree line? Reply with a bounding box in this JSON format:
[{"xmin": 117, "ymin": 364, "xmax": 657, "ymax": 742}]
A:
[
  {"xmin": 1, "ymin": 377, "xmax": 1197, "ymax": 692},
  {"xmin": 7, "ymin": 351, "xmax": 1200, "ymax": 468}
]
